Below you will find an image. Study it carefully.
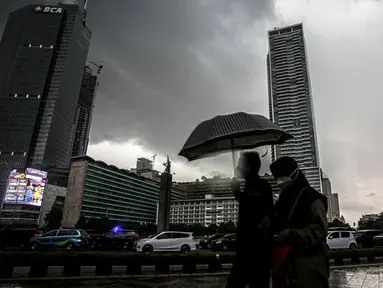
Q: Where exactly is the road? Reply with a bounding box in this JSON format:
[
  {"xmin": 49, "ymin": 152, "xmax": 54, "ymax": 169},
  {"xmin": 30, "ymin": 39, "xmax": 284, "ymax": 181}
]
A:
[{"xmin": 0, "ymin": 265, "xmax": 380, "ymax": 288}]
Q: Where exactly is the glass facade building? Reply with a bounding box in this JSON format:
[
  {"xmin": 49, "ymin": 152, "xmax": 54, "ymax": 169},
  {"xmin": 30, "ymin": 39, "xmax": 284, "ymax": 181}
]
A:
[
  {"xmin": 62, "ymin": 156, "xmax": 186, "ymax": 227},
  {"xmin": 0, "ymin": 4, "xmax": 91, "ymax": 204},
  {"xmin": 267, "ymin": 23, "xmax": 322, "ymax": 193}
]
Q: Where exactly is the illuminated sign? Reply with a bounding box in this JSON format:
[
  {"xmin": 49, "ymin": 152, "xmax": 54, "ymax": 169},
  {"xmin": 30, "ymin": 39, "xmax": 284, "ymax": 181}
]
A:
[
  {"xmin": 3, "ymin": 168, "xmax": 48, "ymax": 207},
  {"xmin": 35, "ymin": 6, "xmax": 63, "ymax": 14}
]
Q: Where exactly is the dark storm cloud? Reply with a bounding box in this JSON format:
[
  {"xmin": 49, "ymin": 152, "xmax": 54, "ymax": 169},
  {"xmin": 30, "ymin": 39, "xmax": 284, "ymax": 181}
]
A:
[
  {"xmin": 0, "ymin": 0, "xmax": 276, "ymax": 173},
  {"xmin": 85, "ymin": 0, "xmax": 276, "ymax": 155}
]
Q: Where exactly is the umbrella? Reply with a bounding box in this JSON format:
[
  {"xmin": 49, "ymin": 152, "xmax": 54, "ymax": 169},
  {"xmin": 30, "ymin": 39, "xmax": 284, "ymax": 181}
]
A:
[{"xmin": 178, "ymin": 112, "xmax": 293, "ymax": 162}]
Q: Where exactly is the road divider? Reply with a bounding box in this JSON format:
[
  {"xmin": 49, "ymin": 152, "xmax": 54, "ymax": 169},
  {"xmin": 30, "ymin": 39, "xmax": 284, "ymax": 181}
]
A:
[{"xmin": 0, "ymin": 249, "xmax": 383, "ymax": 280}]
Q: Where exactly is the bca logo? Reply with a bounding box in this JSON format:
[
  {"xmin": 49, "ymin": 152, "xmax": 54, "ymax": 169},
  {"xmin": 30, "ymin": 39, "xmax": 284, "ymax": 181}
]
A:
[
  {"xmin": 43, "ymin": 7, "xmax": 63, "ymax": 14},
  {"xmin": 35, "ymin": 6, "xmax": 63, "ymax": 14}
]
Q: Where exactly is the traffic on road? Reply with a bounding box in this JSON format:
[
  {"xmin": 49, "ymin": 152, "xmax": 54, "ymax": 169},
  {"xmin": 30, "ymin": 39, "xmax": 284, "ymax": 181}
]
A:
[{"xmin": 3, "ymin": 226, "xmax": 383, "ymax": 253}]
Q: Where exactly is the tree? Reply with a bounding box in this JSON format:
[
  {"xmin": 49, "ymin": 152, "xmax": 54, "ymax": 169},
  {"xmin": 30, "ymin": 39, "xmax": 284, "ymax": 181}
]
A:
[
  {"xmin": 358, "ymin": 219, "xmax": 376, "ymax": 230},
  {"xmin": 189, "ymin": 223, "xmax": 207, "ymax": 236},
  {"xmin": 329, "ymin": 218, "xmax": 350, "ymax": 228},
  {"xmin": 207, "ymin": 224, "xmax": 219, "ymax": 235},
  {"xmin": 218, "ymin": 221, "xmax": 236, "ymax": 233},
  {"xmin": 225, "ymin": 221, "xmax": 237, "ymax": 233},
  {"xmin": 75, "ymin": 215, "xmax": 87, "ymax": 229},
  {"xmin": 44, "ymin": 207, "xmax": 63, "ymax": 230},
  {"xmin": 374, "ymin": 213, "xmax": 383, "ymax": 230}
]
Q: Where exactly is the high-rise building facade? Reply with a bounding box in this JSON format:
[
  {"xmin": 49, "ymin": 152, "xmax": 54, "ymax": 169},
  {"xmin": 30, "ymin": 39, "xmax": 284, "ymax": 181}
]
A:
[
  {"xmin": 267, "ymin": 23, "xmax": 322, "ymax": 192},
  {"xmin": 0, "ymin": 3, "xmax": 92, "ymax": 203},
  {"xmin": 71, "ymin": 64, "xmax": 100, "ymax": 157}
]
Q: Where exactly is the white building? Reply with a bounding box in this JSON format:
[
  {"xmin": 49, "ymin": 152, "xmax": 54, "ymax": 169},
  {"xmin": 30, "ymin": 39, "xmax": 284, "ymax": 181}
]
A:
[
  {"xmin": 321, "ymin": 171, "xmax": 341, "ymax": 221},
  {"xmin": 168, "ymin": 195, "xmax": 238, "ymax": 227},
  {"xmin": 267, "ymin": 23, "xmax": 322, "ymax": 193}
]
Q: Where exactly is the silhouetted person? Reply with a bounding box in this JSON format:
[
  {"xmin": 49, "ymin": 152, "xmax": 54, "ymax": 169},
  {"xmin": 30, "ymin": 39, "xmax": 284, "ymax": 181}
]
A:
[
  {"xmin": 226, "ymin": 151, "xmax": 274, "ymax": 288},
  {"xmin": 270, "ymin": 156, "xmax": 329, "ymax": 288}
]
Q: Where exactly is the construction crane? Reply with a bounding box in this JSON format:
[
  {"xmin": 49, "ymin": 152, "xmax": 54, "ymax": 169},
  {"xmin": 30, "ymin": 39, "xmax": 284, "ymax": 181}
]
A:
[
  {"xmin": 151, "ymin": 154, "xmax": 157, "ymax": 170},
  {"xmin": 89, "ymin": 61, "xmax": 104, "ymax": 75}
]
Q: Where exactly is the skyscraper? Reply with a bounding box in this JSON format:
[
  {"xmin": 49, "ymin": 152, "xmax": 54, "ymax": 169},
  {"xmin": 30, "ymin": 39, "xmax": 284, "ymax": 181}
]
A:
[
  {"xmin": 0, "ymin": 3, "xmax": 91, "ymax": 204},
  {"xmin": 71, "ymin": 64, "xmax": 101, "ymax": 157},
  {"xmin": 267, "ymin": 23, "xmax": 322, "ymax": 192}
]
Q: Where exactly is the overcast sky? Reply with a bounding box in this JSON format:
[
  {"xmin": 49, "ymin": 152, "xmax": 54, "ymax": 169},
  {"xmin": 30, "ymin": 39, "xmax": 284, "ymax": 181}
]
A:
[{"xmin": 2, "ymin": 0, "xmax": 383, "ymax": 224}]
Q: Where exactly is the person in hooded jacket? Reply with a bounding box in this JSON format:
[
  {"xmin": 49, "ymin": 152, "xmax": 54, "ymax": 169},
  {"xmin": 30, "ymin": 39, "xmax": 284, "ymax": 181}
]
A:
[
  {"xmin": 225, "ymin": 151, "xmax": 274, "ymax": 288},
  {"xmin": 270, "ymin": 156, "xmax": 329, "ymax": 288}
]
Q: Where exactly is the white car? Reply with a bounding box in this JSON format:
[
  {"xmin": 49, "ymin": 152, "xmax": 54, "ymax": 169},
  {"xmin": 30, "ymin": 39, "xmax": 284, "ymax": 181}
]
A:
[
  {"xmin": 136, "ymin": 231, "xmax": 196, "ymax": 254},
  {"xmin": 327, "ymin": 230, "xmax": 357, "ymax": 249}
]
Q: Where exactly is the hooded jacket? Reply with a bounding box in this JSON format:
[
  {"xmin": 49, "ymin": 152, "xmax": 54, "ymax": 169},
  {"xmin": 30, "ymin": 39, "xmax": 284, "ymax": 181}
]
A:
[{"xmin": 271, "ymin": 157, "xmax": 329, "ymax": 288}]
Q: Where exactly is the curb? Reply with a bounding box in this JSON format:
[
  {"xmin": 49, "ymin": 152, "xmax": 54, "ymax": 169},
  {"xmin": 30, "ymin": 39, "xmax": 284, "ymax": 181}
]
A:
[
  {"xmin": 1, "ymin": 258, "xmax": 383, "ymax": 282},
  {"xmin": 0, "ymin": 263, "xmax": 380, "ymax": 282}
]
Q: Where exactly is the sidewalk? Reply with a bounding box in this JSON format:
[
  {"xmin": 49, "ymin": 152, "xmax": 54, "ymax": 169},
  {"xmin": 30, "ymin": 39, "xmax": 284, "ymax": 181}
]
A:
[{"xmin": 330, "ymin": 265, "xmax": 382, "ymax": 288}]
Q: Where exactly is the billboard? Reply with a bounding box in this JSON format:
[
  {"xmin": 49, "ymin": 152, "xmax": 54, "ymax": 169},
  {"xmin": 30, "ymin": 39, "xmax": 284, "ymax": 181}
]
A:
[{"xmin": 3, "ymin": 168, "xmax": 48, "ymax": 206}]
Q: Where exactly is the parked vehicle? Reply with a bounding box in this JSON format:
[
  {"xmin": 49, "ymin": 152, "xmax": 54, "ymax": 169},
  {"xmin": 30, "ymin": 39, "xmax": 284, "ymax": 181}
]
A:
[
  {"xmin": 354, "ymin": 229, "xmax": 381, "ymax": 248},
  {"xmin": 0, "ymin": 227, "xmax": 43, "ymax": 249},
  {"xmin": 199, "ymin": 233, "xmax": 226, "ymax": 249},
  {"xmin": 372, "ymin": 234, "xmax": 383, "ymax": 247},
  {"xmin": 89, "ymin": 229, "xmax": 139, "ymax": 250},
  {"xmin": 29, "ymin": 229, "xmax": 89, "ymax": 251},
  {"xmin": 136, "ymin": 231, "xmax": 196, "ymax": 254},
  {"xmin": 210, "ymin": 233, "xmax": 236, "ymax": 251},
  {"xmin": 327, "ymin": 230, "xmax": 357, "ymax": 249}
]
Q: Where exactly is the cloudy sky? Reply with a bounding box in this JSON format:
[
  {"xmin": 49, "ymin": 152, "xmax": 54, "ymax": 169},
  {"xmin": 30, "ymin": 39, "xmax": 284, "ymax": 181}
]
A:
[{"xmin": 2, "ymin": 0, "xmax": 383, "ymax": 224}]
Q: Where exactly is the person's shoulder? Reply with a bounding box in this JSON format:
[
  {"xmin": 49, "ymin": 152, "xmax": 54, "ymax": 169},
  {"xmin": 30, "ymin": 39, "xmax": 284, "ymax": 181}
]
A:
[
  {"xmin": 302, "ymin": 187, "xmax": 327, "ymax": 207},
  {"xmin": 300, "ymin": 186, "xmax": 320, "ymax": 201}
]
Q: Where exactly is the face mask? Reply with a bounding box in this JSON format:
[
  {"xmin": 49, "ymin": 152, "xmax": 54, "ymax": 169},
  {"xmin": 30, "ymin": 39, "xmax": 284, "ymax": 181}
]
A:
[
  {"xmin": 276, "ymin": 168, "xmax": 299, "ymax": 190},
  {"xmin": 276, "ymin": 176, "xmax": 292, "ymax": 190}
]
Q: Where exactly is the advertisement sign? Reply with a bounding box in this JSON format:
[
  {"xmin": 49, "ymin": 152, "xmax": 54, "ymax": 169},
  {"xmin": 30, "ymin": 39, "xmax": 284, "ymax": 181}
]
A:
[{"xmin": 3, "ymin": 168, "xmax": 48, "ymax": 206}]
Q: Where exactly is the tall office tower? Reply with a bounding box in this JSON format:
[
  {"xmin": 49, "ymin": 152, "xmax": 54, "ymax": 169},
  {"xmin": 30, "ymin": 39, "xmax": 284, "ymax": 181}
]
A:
[
  {"xmin": 267, "ymin": 23, "xmax": 322, "ymax": 193},
  {"xmin": 71, "ymin": 64, "xmax": 101, "ymax": 157},
  {"xmin": 0, "ymin": 3, "xmax": 92, "ymax": 204}
]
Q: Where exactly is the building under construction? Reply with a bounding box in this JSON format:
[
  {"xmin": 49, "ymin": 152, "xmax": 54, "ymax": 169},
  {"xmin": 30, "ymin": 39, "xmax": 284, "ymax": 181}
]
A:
[{"xmin": 71, "ymin": 63, "xmax": 102, "ymax": 157}]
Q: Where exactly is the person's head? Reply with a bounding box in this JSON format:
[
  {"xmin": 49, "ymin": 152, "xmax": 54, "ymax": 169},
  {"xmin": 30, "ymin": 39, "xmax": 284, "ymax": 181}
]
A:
[
  {"xmin": 235, "ymin": 151, "xmax": 261, "ymax": 179},
  {"xmin": 270, "ymin": 156, "xmax": 299, "ymax": 190}
]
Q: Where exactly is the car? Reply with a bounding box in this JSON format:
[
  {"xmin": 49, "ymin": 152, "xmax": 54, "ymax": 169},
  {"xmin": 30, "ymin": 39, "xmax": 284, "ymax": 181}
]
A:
[
  {"xmin": 210, "ymin": 233, "xmax": 236, "ymax": 251},
  {"xmin": 0, "ymin": 227, "xmax": 44, "ymax": 250},
  {"xmin": 136, "ymin": 231, "xmax": 196, "ymax": 254},
  {"xmin": 193, "ymin": 236, "xmax": 206, "ymax": 247},
  {"xmin": 327, "ymin": 230, "xmax": 357, "ymax": 249},
  {"xmin": 199, "ymin": 233, "xmax": 226, "ymax": 249},
  {"xmin": 89, "ymin": 229, "xmax": 139, "ymax": 250},
  {"xmin": 353, "ymin": 229, "xmax": 381, "ymax": 248},
  {"xmin": 29, "ymin": 229, "xmax": 89, "ymax": 251}
]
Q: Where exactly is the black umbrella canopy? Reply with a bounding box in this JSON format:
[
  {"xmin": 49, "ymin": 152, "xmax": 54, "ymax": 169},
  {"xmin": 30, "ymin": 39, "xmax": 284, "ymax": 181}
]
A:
[{"xmin": 179, "ymin": 112, "xmax": 293, "ymax": 161}]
